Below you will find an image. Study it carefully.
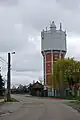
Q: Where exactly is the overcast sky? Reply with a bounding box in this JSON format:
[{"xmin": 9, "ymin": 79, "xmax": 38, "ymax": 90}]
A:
[{"xmin": 0, "ymin": 0, "xmax": 80, "ymax": 86}]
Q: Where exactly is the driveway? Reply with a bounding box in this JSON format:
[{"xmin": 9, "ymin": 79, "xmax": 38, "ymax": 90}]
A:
[{"xmin": 0, "ymin": 94, "xmax": 80, "ymax": 120}]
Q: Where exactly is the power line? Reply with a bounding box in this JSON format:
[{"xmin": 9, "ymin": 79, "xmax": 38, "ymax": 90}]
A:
[
  {"xmin": 0, "ymin": 56, "xmax": 7, "ymax": 64},
  {"xmin": 0, "ymin": 56, "xmax": 8, "ymax": 70},
  {"xmin": 0, "ymin": 57, "xmax": 8, "ymax": 76},
  {"xmin": 0, "ymin": 59, "xmax": 5, "ymax": 63},
  {"xmin": 0, "ymin": 59, "xmax": 7, "ymax": 68}
]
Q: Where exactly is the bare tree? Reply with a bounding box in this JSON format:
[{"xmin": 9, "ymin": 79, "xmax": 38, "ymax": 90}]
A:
[{"xmin": 38, "ymin": 76, "xmax": 44, "ymax": 84}]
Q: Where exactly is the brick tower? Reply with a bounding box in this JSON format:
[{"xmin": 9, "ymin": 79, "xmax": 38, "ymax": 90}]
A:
[{"xmin": 41, "ymin": 21, "xmax": 67, "ymax": 92}]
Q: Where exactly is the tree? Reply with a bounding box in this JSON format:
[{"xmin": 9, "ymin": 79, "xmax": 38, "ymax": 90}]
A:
[
  {"xmin": 0, "ymin": 74, "xmax": 4, "ymax": 96},
  {"xmin": 22, "ymin": 86, "xmax": 27, "ymax": 93},
  {"xmin": 53, "ymin": 58, "xmax": 80, "ymax": 97},
  {"xmin": 38, "ymin": 77, "xmax": 44, "ymax": 85},
  {"xmin": 11, "ymin": 85, "xmax": 16, "ymax": 93},
  {"xmin": 12, "ymin": 85, "xmax": 16, "ymax": 90}
]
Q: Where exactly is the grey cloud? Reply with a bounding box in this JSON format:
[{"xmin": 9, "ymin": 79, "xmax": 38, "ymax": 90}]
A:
[
  {"xmin": 0, "ymin": 0, "xmax": 80, "ymax": 52},
  {"xmin": 11, "ymin": 70, "xmax": 42, "ymax": 86},
  {"xmin": 11, "ymin": 76, "xmax": 33, "ymax": 86},
  {"xmin": 56, "ymin": 0, "xmax": 80, "ymax": 10},
  {"xmin": 12, "ymin": 50, "xmax": 42, "ymax": 73},
  {"xmin": 13, "ymin": 69, "xmax": 41, "ymax": 72},
  {"xmin": 22, "ymin": 0, "xmax": 57, "ymax": 31},
  {"xmin": 0, "ymin": 0, "xmax": 18, "ymax": 6},
  {"xmin": 0, "ymin": 0, "xmax": 80, "ymax": 85},
  {"xmin": 19, "ymin": 0, "xmax": 80, "ymax": 34},
  {"xmin": 10, "ymin": 35, "xmax": 42, "ymax": 73},
  {"xmin": 12, "ymin": 71, "xmax": 42, "ymax": 79}
]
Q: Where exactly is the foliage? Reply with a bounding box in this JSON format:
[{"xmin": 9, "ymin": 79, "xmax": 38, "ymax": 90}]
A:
[
  {"xmin": 53, "ymin": 58, "xmax": 80, "ymax": 86},
  {"xmin": 38, "ymin": 77, "xmax": 44, "ymax": 85},
  {"xmin": 70, "ymin": 100, "xmax": 80, "ymax": 104},
  {"xmin": 53, "ymin": 58, "xmax": 80, "ymax": 97},
  {"xmin": 0, "ymin": 74, "xmax": 5, "ymax": 96},
  {"xmin": 5, "ymin": 98, "xmax": 18, "ymax": 102},
  {"xmin": 11, "ymin": 84, "xmax": 28, "ymax": 94}
]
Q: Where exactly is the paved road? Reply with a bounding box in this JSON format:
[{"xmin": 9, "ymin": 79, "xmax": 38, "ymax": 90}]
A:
[{"xmin": 0, "ymin": 94, "xmax": 80, "ymax": 120}]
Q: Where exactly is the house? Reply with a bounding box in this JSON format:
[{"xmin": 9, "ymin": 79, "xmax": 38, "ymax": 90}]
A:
[{"xmin": 28, "ymin": 81, "xmax": 44, "ymax": 96}]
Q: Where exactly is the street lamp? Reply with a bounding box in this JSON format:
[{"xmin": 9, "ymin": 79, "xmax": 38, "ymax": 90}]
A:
[
  {"xmin": 12, "ymin": 52, "xmax": 15, "ymax": 55},
  {"xmin": 7, "ymin": 52, "xmax": 15, "ymax": 101}
]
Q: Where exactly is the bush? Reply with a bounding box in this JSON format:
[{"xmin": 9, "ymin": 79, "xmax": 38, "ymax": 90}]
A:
[
  {"xmin": 70, "ymin": 100, "xmax": 80, "ymax": 104},
  {"xmin": 5, "ymin": 98, "xmax": 19, "ymax": 102}
]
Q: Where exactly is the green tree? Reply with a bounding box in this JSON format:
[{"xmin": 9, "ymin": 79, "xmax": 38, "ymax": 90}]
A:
[
  {"xmin": 53, "ymin": 58, "xmax": 80, "ymax": 97},
  {"xmin": 0, "ymin": 74, "xmax": 4, "ymax": 96}
]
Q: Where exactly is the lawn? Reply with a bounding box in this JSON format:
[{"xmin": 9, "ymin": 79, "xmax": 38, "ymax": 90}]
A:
[{"xmin": 70, "ymin": 100, "xmax": 80, "ymax": 104}]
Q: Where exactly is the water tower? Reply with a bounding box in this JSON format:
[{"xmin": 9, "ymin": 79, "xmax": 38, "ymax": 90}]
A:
[{"xmin": 41, "ymin": 21, "xmax": 67, "ymax": 91}]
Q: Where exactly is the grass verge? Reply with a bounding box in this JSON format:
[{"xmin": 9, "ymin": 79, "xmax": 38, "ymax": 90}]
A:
[
  {"xmin": 5, "ymin": 98, "xmax": 19, "ymax": 102},
  {"xmin": 70, "ymin": 100, "xmax": 80, "ymax": 104}
]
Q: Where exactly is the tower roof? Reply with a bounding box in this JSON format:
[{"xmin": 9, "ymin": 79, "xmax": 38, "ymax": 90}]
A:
[{"xmin": 50, "ymin": 21, "xmax": 56, "ymax": 28}]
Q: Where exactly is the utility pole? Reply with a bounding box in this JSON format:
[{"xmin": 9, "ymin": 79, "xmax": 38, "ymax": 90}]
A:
[{"xmin": 7, "ymin": 53, "xmax": 11, "ymax": 100}]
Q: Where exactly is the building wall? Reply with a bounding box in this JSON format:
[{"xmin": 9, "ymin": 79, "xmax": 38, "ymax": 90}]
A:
[
  {"xmin": 41, "ymin": 30, "xmax": 66, "ymax": 52},
  {"xmin": 41, "ymin": 21, "xmax": 67, "ymax": 90},
  {"xmin": 43, "ymin": 50, "xmax": 65, "ymax": 89}
]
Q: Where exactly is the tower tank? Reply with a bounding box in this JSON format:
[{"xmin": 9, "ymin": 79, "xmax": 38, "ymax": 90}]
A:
[{"xmin": 41, "ymin": 21, "xmax": 67, "ymax": 91}]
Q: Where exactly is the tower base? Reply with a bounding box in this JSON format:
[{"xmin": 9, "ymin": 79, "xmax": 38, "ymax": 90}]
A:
[{"xmin": 42, "ymin": 50, "xmax": 66, "ymax": 91}]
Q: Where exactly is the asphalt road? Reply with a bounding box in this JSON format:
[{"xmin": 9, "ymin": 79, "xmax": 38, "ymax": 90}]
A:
[{"xmin": 0, "ymin": 94, "xmax": 80, "ymax": 120}]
